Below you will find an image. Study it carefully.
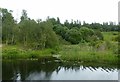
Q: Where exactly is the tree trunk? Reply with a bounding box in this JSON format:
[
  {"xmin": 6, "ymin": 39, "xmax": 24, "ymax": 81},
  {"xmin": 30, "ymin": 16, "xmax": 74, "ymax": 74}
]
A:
[{"xmin": 11, "ymin": 35, "xmax": 14, "ymax": 44}]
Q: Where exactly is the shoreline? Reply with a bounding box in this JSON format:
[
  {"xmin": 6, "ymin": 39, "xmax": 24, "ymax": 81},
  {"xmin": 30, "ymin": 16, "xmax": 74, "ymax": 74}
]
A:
[{"xmin": 2, "ymin": 44, "xmax": 119, "ymax": 65}]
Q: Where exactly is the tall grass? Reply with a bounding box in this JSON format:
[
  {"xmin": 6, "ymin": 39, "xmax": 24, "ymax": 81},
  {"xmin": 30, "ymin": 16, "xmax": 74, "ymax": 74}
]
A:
[
  {"xmin": 60, "ymin": 44, "xmax": 118, "ymax": 64},
  {"xmin": 102, "ymin": 32, "xmax": 118, "ymax": 42}
]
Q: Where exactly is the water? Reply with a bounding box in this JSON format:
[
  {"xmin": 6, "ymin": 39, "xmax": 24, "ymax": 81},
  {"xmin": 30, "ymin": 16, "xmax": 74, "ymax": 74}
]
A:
[{"xmin": 2, "ymin": 57, "xmax": 119, "ymax": 80}]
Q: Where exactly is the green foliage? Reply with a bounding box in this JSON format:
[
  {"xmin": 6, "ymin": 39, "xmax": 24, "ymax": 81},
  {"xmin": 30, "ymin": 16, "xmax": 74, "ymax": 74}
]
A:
[
  {"xmin": 44, "ymin": 22, "xmax": 59, "ymax": 48},
  {"xmin": 115, "ymin": 34, "xmax": 120, "ymax": 42},
  {"xmin": 53, "ymin": 25, "xmax": 104, "ymax": 44},
  {"xmin": 2, "ymin": 45, "xmax": 58, "ymax": 59},
  {"xmin": 2, "ymin": 8, "xmax": 16, "ymax": 45},
  {"xmin": 60, "ymin": 45, "xmax": 118, "ymax": 64},
  {"xmin": 79, "ymin": 27, "xmax": 94, "ymax": 42},
  {"xmin": 2, "ymin": 8, "xmax": 117, "ymax": 47},
  {"xmin": 2, "ymin": 9, "xmax": 59, "ymax": 50},
  {"xmin": 105, "ymin": 41, "xmax": 112, "ymax": 50},
  {"xmin": 102, "ymin": 32, "xmax": 118, "ymax": 42},
  {"xmin": 3, "ymin": 48, "xmax": 20, "ymax": 59},
  {"xmin": 53, "ymin": 24, "xmax": 68, "ymax": 38},
  {"xmin": 20, "ymin": 10, "xmax": 28, "ymax": 21},
  {"xmin": 2, "ymin": 8, "xmax": 118, "ymax": 62},
  {"xmin": 94, "ymin": 30, "xmax": 104, "ymax": 40},
  {"xmin": 65, "ymin": 28, "xmax": 81, "ymax": 44}
]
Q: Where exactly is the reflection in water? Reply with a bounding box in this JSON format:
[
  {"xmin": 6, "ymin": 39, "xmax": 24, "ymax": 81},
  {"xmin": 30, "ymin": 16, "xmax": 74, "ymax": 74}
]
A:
[
  {"xmin": 2, "ymin": 57, "xmax": 119, "ymax": 80},
  {"xmin": 26, "ymin": 71, "xmax": 51, "ymax": 80},
  {"xmin": 118, "ymin": 70, "xmax": 120, "ymax": 82},
  {"xmin": 12, "ymin": 73, "xmax": 21, "ymax": 80},
  {"xmin": 51, "ymin": 67, "xmax": 117, "ymax": 80}
]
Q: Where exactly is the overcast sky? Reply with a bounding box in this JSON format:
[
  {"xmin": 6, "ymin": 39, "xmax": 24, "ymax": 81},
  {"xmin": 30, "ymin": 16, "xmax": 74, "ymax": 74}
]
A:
[{"xmin": 0, "ymin": 0, "xmax": 119, "ymax": 24}]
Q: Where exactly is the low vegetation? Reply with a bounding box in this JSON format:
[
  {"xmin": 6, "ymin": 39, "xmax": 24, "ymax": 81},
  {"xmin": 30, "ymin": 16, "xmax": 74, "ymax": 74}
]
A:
[
  {"xmin": 60, "ymin": 44, "xmax": 118, "ymax": 64},
  {"xmin": 2, "ymin": 45, "xmax": 58, "ymax": 59}
]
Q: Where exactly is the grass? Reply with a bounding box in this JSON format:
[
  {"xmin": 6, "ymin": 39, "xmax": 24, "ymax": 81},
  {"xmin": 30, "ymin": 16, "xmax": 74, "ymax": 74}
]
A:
[
  {"xmin": 102, "ymin": 32, "xmax": 118, "ymax": 42},
  {"xmin": 2, "ymin": 45, "xmax": 57, "ymax": 59},
  {"xmin": 0, "ymin": 46, "xmax": 1, "ymax": 59},
  {"xmin": 59, "ymin": 44, "xmax": 118, "ymax": 64},
  {"xmin": 2, "ymin": 43, "xmax": 118, "ymax": 64}
]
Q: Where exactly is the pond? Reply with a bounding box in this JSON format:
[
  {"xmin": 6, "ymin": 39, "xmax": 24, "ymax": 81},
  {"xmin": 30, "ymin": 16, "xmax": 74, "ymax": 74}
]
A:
[{"xmin": 2, "ymin": 57, "xmax": 119, "ymax": 80}]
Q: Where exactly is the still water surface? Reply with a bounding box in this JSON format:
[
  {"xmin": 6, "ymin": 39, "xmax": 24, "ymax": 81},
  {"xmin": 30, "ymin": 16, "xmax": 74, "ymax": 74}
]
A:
[{"xmin": 2, "ymin": 57, "xmax": 119, "ymax": 80}]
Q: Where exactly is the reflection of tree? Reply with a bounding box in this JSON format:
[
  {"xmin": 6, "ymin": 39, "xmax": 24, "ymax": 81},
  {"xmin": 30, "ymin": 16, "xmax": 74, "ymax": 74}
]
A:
[
  {"xmin": 2, "ymin": 58, "xmax": 61, "ymax": 80},
  {"xmin": 2, "ymin": 60, "xmax": 16, "ymax": 80},
  {"xmin": 118, "ymin": 69, "xmax": 120, "ymax": 82},
  {"xmin": 62, "ymin": 61, "xmax": 118, "ymax": 73},
  {"xmin": 20, "ymin": 60, "xmax": 61, "ymax": 80},
  {"xmin": 55, "ymin": 66, "xmax": 61, "ymax": 74},
  {"xmin": 2, "ymin": 58, "xmax": 119, "ymax": 80}
]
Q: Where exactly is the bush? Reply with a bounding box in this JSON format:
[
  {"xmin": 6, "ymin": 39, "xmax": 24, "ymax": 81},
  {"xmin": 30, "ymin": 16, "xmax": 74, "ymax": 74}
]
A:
[
  {"xmin": 3, "ymin": 48, "xmax": 20, "ymax": 59},
  {"xmin": 65, "ymin": 28, "xmax": 81, "ymax": 44},
  {"xmin": 115, "ymin": 34, "xmax": 120, "ymax": 42}
]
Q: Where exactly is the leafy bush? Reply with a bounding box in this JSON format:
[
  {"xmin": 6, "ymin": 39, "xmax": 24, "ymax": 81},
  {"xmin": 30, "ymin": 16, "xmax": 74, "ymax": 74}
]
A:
[
  {"xmin": 3, "ymin": 48, "xmax": 21, "ymax": 59},
  {"xmin": 65, "ymin": 28, "xmax": 81, "ymax": 44}
]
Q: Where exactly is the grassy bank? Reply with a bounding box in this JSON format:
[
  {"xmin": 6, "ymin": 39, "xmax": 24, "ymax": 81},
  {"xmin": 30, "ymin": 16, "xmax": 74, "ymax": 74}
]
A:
[
  {"xmin": 2, "ymin": 45, "xmax": 58, "ymax": 59},
  {"xmin": 2, "ymin": 42, "xmax": 118, "ymax": 64},
  {"xmin": 59, "ymin": 44, "xmax": 118, "ymax": 64}
]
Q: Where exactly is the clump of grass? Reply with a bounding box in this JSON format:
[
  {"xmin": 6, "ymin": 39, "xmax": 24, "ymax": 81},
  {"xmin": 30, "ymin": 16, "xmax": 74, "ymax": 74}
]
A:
[{"xmin": 2, "ymin": 45, "xmax": 58, "ymax": 59}]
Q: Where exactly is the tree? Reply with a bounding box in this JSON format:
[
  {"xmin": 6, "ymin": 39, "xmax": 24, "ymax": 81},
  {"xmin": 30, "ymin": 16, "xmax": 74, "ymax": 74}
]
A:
[
  {"xmin": 20, "ymin": 10, "xmax": 28, "ymax": 21},
  {"xmin": 39, "ymin": 21, "xmax": 59, "ymax": 48},
  {"xmin": 2, "ymin": 8, "xmax": 16, "ymax": 44},
  {"xmin": 56, "ymin": 17, "xmax": 60, "ymax": 24},
  {"xmin": 53, "ymin": 24, "xmax": 68, "ymax": 39},
  {"xmin": 64, "ymin": 20, "xmax": 70, "ymax": 28},
  {"xmin": 65, "ymin": 28, "xmax": 81, "ymax": 44},
  {"xmin": 79, "ymin": 27, "xmax": 94, "ymax": 42}
]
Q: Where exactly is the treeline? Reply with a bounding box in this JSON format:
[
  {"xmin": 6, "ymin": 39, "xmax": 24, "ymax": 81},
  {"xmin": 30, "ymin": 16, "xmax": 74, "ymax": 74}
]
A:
[
  {"xmin": 1, "ymin": 8, "xmax": 119, "ymax": 49},
  {"xmin": 2, "ymin": 9, "xmax": 59, "ymax": 49}
]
